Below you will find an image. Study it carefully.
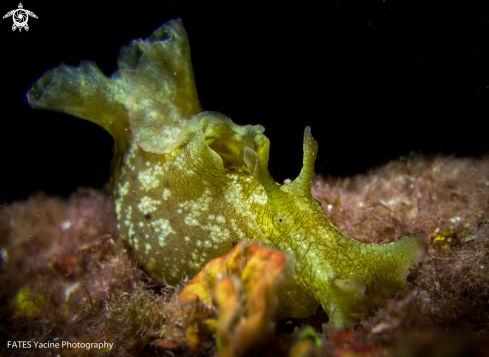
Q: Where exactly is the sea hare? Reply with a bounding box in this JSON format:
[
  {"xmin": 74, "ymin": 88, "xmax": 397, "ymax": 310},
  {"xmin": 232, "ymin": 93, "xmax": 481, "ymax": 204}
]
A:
[{"xmin": 27, "ymin": 19, "xmax": 425, "ymax": 328}]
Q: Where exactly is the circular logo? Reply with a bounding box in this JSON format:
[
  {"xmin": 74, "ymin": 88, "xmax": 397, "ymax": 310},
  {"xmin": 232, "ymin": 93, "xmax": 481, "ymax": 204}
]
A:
[{"xmin": 12, "ymin": 9, "xmax": 28, "ymax": 28}]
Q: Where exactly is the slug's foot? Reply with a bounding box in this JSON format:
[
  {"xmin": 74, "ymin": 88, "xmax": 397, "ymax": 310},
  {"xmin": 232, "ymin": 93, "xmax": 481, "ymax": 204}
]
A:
[{"xmin": 321, "ymin": 277, "xmax": 367, "ymax": 331}]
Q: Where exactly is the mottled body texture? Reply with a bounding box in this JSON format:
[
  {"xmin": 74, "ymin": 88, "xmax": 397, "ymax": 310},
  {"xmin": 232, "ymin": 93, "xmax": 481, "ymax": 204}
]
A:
[
  {"xmin": 114, "ymin": 135, "xmax": 271, "ymax": 284},
  {"xmin": 28, "ymin": 19, "xmax": 425, "ymax": 328}
]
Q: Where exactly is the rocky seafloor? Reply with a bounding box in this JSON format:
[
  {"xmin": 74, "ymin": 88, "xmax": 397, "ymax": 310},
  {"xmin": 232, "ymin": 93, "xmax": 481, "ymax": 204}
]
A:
[{"xmin": 1, "ymin": 154, "xmax": 488, "ymax": 356}]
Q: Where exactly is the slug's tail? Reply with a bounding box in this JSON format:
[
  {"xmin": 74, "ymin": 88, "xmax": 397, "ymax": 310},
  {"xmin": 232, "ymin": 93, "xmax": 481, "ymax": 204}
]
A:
[{"xmin": 379, "ymin": 230, "xmax": 427, "ymax": 292}]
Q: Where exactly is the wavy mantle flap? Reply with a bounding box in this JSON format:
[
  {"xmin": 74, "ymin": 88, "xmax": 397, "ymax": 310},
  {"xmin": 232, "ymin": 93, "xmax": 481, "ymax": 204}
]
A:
[{"xmin": 27, "ymin": 19, "xmax": 270, "ymax": 173}]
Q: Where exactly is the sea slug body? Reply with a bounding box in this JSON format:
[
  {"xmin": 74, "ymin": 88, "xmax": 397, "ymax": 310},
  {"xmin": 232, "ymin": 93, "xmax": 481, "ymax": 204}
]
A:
[{"xmin": 27, "ymin": 19, "xmax": 426, "ymax": 329}]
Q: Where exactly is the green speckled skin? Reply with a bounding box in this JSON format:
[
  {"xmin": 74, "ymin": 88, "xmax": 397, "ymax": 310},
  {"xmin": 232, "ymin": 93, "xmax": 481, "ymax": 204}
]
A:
[{"xmin": 28, "ymin": 19, "xmax": 425, "ymax": 329}]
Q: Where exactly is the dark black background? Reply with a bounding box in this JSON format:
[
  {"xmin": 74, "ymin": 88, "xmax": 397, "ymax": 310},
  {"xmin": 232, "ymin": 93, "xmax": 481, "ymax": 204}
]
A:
[{"xmin": 2, "ymin": 0, "xmax": 488, "ymax": 203}]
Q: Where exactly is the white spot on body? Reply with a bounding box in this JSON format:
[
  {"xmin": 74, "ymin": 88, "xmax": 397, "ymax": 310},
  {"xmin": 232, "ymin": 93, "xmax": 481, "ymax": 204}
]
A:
[
  {"xmin": 162, "ymin": 188, "xmax": 171, "ymax": 200},
  {"xmin": 119, "ymin": 181, "xmax": 130, "ymax": 197},
  {"xmin": 145, "ymin": 243, "xmax": 152, "ymax": 253},
  {"xmin": 250, "ymin": 191, "xmax": 267, "ymax": 206},
  {"xmin": 138, "ymin": 167, "xmax": 161, "ymax": 191},
  {"xmin": 138, "ymin": 196, "xmax": 161, "ymax": 214},
  {"xmin": 151, "ymin": 219, "xmax": 175, "ymax": 235},
  {"xmin": 184, "ymin": 216, "xmax": 198, "ymax": 226}
]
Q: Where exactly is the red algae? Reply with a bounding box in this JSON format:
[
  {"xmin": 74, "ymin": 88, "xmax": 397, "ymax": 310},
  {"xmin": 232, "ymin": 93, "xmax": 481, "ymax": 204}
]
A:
[{"xmin": 1, "ymin": 155, "xmax": 489, "ymax": 356}]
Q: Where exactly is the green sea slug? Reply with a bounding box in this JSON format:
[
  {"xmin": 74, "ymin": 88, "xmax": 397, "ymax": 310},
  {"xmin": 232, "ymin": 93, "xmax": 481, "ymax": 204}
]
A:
[{"xmin": 27, "ymin": 19, "xmax": 425, "ymax": 329}]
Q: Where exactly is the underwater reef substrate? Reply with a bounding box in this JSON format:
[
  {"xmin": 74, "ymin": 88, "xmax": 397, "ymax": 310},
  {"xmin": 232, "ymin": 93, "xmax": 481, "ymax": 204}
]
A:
[{"xmin": 1, "ymin": 154, "xmax": 489, "ymax": 357}]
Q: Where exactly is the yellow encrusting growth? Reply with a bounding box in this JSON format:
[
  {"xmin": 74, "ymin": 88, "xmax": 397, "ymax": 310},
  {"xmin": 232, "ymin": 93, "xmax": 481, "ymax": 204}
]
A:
[{"xmin": 27, "ymin": 19, "xmax": 426, "ymax": 329}]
